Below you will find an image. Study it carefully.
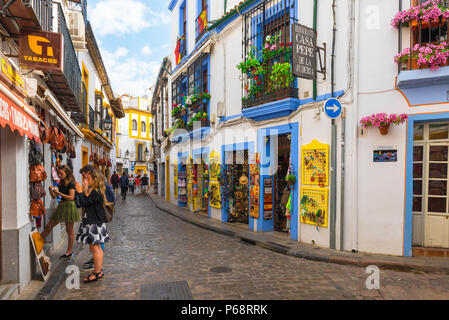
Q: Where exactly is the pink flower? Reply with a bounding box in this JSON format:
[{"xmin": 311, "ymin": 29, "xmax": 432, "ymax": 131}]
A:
[{"xmin": 270, "ymin": 45, "xmax": 277, "ymax": 51}]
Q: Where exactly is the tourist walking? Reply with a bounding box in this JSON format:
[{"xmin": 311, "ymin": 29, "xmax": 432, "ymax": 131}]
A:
[
  {"xmin": 120, "ymin": 172, "xmax": 129, "ymax": 200},
  {"xmin": 135, "ymin": 175, "xmax": 141, "ymax": 194},
  {"xmin": 111, "ymin": 171, "xmax": 120, "ymax": 198},
  {"xmin": 40, "ymin": 165, "xmax": 81, "ymax": 260},
  {"xmin": 129, "ymin": 174, "xmax": 135, "ymax": 194},
  {"xmin": 75, "ymin": 165, "xmax": 110, "ymax": 283},
  {"xmin": 141, "ymin": 174, "xmax": 149, "ymax": 193}
]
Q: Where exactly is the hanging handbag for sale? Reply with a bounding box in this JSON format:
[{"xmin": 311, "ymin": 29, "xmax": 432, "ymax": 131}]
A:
[
  {"xmin": 30, "ymin": 164, "xmax": 47, "ymax": 183},
  {"xmin": 30, "ymin": 199, "xmax": 46, "ymax": 217},
  {"xmin": 30, "ymin": 182, "xmax": 46, "ymax": 200},
  {"xmin": 29, "ymin": 141, "xmax": 44, "ymax": 166},
  {"xmin": 39, "ymin": 121, "xmax": 50, "ymax": 144}
]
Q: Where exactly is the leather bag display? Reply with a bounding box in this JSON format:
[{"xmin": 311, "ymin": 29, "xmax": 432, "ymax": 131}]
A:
[
  {"xmin": 31, "ymin": 182, "xmax": 46, "ymax": 200},
  {"xmin": 30, "ymin": 199, "xmax": 46, "ymax": 217},
  {"xmin": 30, "ymin": 165, "xmax": 47, "ymax": 183}
]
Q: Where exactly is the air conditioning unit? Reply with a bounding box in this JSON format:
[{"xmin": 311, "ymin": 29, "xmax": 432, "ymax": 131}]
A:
[{"xmin": 68, "ymin": 11, "xmax": 85, "ymax": 44}]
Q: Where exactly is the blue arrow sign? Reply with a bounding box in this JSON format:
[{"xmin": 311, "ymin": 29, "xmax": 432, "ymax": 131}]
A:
[{"xmin": 324, "ymin": 98, "xmax": 342, "ymax": 119}]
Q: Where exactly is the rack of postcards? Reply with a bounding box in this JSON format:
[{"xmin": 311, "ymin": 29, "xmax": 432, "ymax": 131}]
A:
[
  {"xmin": 300, "ymin": 140, "xmax": 329, "ymax": 229},
  {"xmin": 249, "ymin": 153, "xmax": 260, "ymax": 219},
  {"xmin": 177, "ymin": 161, "xmax": 188, "ymax": 206}
]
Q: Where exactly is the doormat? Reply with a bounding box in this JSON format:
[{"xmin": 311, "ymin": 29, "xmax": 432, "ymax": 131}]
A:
[{"xmin": 140, "ymin": 281, "xmax": 193, "ymax": 300}]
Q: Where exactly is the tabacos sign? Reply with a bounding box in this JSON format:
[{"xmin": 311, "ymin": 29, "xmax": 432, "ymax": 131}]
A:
[
  {"xmin": 19, "ymin": 31, "xmax": 63, "ymax": 73},
  {"xmin": 0, "ymin": 51, "xmax": 27, "ymax": 98}
]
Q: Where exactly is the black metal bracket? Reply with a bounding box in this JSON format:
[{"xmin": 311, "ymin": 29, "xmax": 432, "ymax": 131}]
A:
[{"xmin": 316, "ymin": 42, "xmax": 327, "ymax": 80}]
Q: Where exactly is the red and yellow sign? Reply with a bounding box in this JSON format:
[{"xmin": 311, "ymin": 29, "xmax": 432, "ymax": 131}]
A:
[
  {"xmin": 19, "ymin": 31, "xmax": 63, "ymax": 73},
  {"xmin": 0, "ymin": 52, "xmax": 27, "ymax": 98},
  {"xmin": 0, "ymin": 89, "xmax": 40, "ymax": 142}
]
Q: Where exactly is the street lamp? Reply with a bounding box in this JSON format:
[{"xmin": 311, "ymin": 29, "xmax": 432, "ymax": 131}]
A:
[{"xmin": 144, "ymin": 147, "xmax": 149, "ymax": 161}]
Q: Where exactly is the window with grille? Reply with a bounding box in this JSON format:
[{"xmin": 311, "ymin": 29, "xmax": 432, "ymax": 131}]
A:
[
  {"xmin": 141, "ymin": 121, "xmax": 146, "ymax": 133},
  {"xmin": 241, "ymin": 0, "xmax": 298, "ymax": 108},
  {"xmin": 132, "ymin": 119, "xmax": 138, "ymax": 131}
]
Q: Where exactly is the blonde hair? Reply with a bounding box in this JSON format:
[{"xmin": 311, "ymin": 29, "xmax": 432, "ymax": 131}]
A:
[{"xmin": 80, "ymin": 165, "xmax": 105, "ymax": 200}]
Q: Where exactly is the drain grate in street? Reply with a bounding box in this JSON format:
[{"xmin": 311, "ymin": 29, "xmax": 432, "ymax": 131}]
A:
[
  {"xmin": 210, "ymin": 266, "xmax": 232, "ymax": 273},
  {"xmin": 140, "ymin": 281, "xmax": 193, "ymax": 300}
]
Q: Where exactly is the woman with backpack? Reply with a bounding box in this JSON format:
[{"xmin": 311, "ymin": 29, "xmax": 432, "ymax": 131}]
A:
[
  {"xmin": 75, "ymin": 165, "xmax": 110, "ymax": 283},
  {"xmin": 40, "ymin": 165, "xmax": 80, "ymax": 260}
]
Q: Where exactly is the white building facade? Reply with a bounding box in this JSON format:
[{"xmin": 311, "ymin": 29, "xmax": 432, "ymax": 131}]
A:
[{"xmin": 156, "ymin": 0, "xmax": 449, "ymax": 257}]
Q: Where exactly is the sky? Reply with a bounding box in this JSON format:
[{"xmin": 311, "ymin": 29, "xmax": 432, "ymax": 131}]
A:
[{"xmin": 87, "ymin": 0, "xmax": 171, "ymax": 98}]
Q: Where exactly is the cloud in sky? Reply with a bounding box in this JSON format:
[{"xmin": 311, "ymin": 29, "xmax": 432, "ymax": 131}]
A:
[
  {"xmin": 89, "ymin": 0, "xmax": 170, "ymax": 96},
  {"xmin": 89, "ymin": 0, "xmax": 170, "ymax": 36},
  {"xmin": 142, "ymin": 45, "xmax": 152, "ymax": 56}
]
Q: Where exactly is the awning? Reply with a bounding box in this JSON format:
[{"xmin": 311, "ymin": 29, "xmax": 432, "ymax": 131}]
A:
[{"xmin": 0, "ymin": 84, "xmax": 40, "ymax": 143}]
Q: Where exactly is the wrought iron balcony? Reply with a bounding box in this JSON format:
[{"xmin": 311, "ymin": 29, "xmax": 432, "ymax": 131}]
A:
[
  {"xmin": 0, "ymin": 0, "xmax": 52, "ymax": 33},
  {"xmin": 71, "ymin": 82, "xmax": 88, "ymax": 124},
  {"xmin": 240, "ymin": 0, "xmax": 299, "ymax": 109},
  {"xmin": 195, "ymin": 5, "xmax": 208, "ymax": 43},
  {"xmin": 89, "ymin": 105, "xmax": 95, "ymax": 132},
  {"xmin": 46, "ymin": 4, "xmax": 83, "ymax": 114}
]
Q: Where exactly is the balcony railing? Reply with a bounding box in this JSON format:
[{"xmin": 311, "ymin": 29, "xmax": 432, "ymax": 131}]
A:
[
  {"xmin": 71, "ymin": 82, "xmax": 88, "ymax": 124},
  {"xmin": 46, "ymin": 4, "xmax": 83, "ymax": 114},
  {"xmin": 395, "ymin": 0, "xmax": 449, "ymax": 71},
  {"xmin": 195, "ymin": 6, "xmax": 208, "ymax": 43},
  {"xmin": 89, "ymin": 105, "xmax": 95, "ymax": 131},
  {"xmin": 28, "ymin": 0, "xmax": 53, "ymax": 31},
  {"xmin": 241, "ymin": 0, "xmax": 299, "ymax": 109}
]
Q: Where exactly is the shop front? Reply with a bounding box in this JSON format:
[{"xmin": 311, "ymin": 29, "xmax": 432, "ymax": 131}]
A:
[
  {"xmin": 177, "ymin": 152, "xmax": 189, "ymax": 207},
  {"xmin": 257, "ymin": 123, "xmax": 299, "ymax": 240},
  {"xmin": 406, "ymin": 114, "xmax": 449, "ymax": 256},
  {"xmin": 220, "ymin": 142, "xmax": 255, "ymax": 230},
  {"xmin": 192, "ymin": 148, "xmax": 209, "ymax": 216}
]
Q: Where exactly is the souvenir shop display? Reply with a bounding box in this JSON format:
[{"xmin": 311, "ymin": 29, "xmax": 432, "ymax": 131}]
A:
[
  {"xmin": 30, "ymin": 230, "xmax": 51, "ymax": 281},
  {"xmin": 187, "ymin": 157, "xmax": 194, "ymax": 209},
  {"xmin": 209, "ymin": 150, "xmax": 221, "ymax": 209},
  {"xmin": 29, "ymin": 141, "xmax": 47, "ymax": 227},
  {"xmin": 174, "ymin": 161, "xmax": 178, "ymax": 199},
  {"xmin": 221, "ymin": 150, "xmax": 250, "ymax": 224},
  {"xmin": 208, "ymin": 181, "xmax": 221, "ymax": 208},
  {"xmin": 202, "ymin": 163, "xmax": 209, "ymax": 209},
  {"xmin": 301, "ymin": 139, "xmax": 329, "ymax": 187},
  {"xmin": 249, "ymin": 155, "xmax": 260, "ymax": 219},
  {"xmin": 177, "ymin": 162, "xmax": 188, "ymax": 206},
  {"xmin": 263, "ymin": 178, "xmax": 273, "ymax": 220},
  {"xmin": 300, "ymin": 140, "xmax": 330, "ymax": 229}
]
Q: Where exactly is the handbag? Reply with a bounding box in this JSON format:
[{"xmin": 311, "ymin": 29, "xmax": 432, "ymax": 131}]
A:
[
  {"xmin": 30, "ymin": 199, "xmax": 46, "ymax": 217},
  {"xmin": 103, "ymin": 201, "xmax": 114, "ymax": 223},
  {"xmin": 31, "ymin": 182, "xmax": 46, "ymax": 200},
  {"xmin": 74, "ymin": 192, "xmax": 82, "ymax": 208},
  {"xmin": 30, "ymin": 165, "xmax": 47, "ymax": 183}
]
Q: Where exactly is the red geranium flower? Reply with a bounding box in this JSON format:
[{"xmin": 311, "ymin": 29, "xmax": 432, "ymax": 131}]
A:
[{"xmin": 257, "ymin": 81, "xmax": 262, "ymax": 85}]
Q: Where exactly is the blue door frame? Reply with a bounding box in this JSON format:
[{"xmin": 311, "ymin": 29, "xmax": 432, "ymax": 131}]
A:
[
  {"xmin": 221, "ymin": 142, "xmax": 256, "ymax": 230},
  {"xmin": 257, "ymin": 123, "xmax": 299, "ymax": 240},
  {"xmin": 405, "ymin": 112, "xmax": 449, "ymax": 256},
  {"xmin": 193, "ymin": 147, "xmax": 210, "ymax": 217}
]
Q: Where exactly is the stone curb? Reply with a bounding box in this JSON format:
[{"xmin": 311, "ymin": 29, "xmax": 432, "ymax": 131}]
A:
[{"xmin": 148, "ymin": 193, "xmax": 449, "ymax": 274}]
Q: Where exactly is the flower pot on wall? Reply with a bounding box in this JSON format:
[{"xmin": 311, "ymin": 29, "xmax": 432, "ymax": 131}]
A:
[{"xmin": 379, "ymin": 124, "xmax": 390, "ymax": 135}]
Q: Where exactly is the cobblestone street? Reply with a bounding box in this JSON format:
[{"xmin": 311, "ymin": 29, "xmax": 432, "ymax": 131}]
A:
[{"xmin": 54, "ymin": 195, "xmax": 449, "ymax": 300}]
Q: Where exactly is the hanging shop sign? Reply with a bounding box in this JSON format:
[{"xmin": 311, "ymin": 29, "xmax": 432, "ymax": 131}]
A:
[
  {"xmin": 292, "ymin": 23, "xmax": 317, "ymax": 80},
  {"xmin": 0, "ymin": 51, "xmax": 27, "ymax": 98},
  {"xmin": 19, "ymin": 31, "xmax": 63, "ymax": 73},
  {"xmin": 0, "ymin": 89, "xmax": 40, "ymax": 142}
]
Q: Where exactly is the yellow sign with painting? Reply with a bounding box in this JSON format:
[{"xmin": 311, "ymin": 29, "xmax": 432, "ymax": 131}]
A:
[{"xmin": 209, "ymin": 150, "xmax": 220, "ymax": 181}]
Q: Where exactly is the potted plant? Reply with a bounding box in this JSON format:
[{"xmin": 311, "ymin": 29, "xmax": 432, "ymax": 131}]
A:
[
  {"xmin": 270, "ymin": 62, "xmax": 294, "ymax": 91},
  {"xmin": 285, "ymin": 174, "xmax": 296, "ymax": 186},
  {"xmin": 360, "ymin": 113, "xmax": 408, "ymax": 135}
]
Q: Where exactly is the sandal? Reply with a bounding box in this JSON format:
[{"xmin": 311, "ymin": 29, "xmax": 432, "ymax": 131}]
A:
[
  {"xmin": 83, "ymin": 271, "xmax": 102, "ymax": 283},
  {"xmin": 97, "ymin": 269, "xmax": 104, "ymax": 280}
]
